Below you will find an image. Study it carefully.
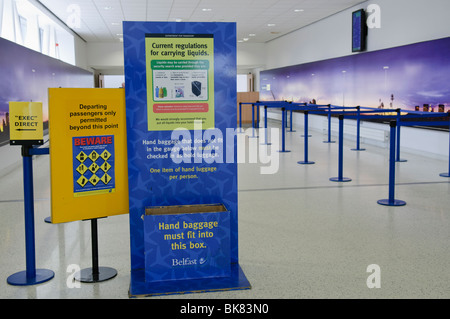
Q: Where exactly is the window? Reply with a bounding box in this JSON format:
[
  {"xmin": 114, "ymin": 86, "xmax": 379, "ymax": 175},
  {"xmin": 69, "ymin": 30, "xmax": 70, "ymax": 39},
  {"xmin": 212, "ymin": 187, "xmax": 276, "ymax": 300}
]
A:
[
  {"xmin": 18, "ymin": 14, "xmax": 27, "ymax": 41},
  {"xmin": 0, "ymin": 0, "xmax": 76, "ymax": 65},
  {"xmin": 38, "ymin": 27, "xmax": 43, "ymax": 52}
]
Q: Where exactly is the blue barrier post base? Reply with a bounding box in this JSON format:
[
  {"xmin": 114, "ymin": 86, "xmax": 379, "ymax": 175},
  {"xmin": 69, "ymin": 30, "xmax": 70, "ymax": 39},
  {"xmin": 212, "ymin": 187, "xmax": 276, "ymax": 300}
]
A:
[
  {"xmin": 396, "ymin": 159, "xmax": 407, "ymax": 163},
  {"xmin": 260, "ymin": 142, "xmax": 272, "ymax": 145},
  {"xmin": 351, "ymin": 148, "xmax": 366, "ymax": 151},
  {"xmin": 248, "ymin": 136, "xmax": 259, "ymax": 138},
  {"xmin": 277, "ymin": 150, "xmax": 291, "ymax": 153},
  {"xmin": 7, "ymin": 269, "xmax": 54, "ymax": 286},
  {"xmin": 329, "ymin": 177, "xmax": 352, "ymax": 182},
  {"xmin": 439, "ymin": 172, "xmax": 450, "ymax": 177},
  {"xmin": 377, "ymin": 199, "xmax": 406, "ymax": 206},
  {"xmin": 323, "ymin": 141, "xmax": 336, "ymax": 143},
  {"xmin": 44, "ymin": 216, "xmax": 51, "ymax": 223},
  {"xmin": 298, "ymin": 161, "xmax": 315, "ymax": 165}
]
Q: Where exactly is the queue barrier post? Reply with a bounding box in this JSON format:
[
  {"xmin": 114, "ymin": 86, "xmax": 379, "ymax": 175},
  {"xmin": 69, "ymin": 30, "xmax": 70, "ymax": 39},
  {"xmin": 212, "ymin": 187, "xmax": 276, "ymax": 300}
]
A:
[
  {"xmin": 377, "ymin": 121, "xmax": 406, "ymax": 206},
  {"xmin": 324, "ymin": 104, "xmax": 335, "ymax": 143},
  {"xmin": 439, "ymin": 114, "xmax": 450, "ymax": 177},
  {"xmin": 351, "ymin": 106, "xmax": 366, "ymax": 151},
  {"xmin": 257, "ymin": 104, "xmax": 261, "ymax": 128},
  {"xmin": 7, "ymin": 145, "xmax": 54, "ymax": 286},
  {"xmin": 74, "ymin": 218, "xmax": 117, "ymax": 283},
  {"xmin": 300, "ymin": 111, "xmax": 311, "ymax": 137},
  {"xmin": 298, "ymin": 111, "xmax": 314, "ymax": 165},
  {"xmin": 238, "ymin": 102, "xmax": 243, "ymax": 133},
  {"xmin": 261, "ymin": 105, "xmax": 271, "ymax": 145},
  {"xmin": 330, "ymin": 115, "xmax": 351, "ymax": 182},
  {"xmin": 278, "ymin": 107, "xmax": 290, "ymax": 153},
  {"xmin": 285, "ymin": 107, "xmax": 288, "ymax": 128},
  {"xmin": 289, "ymin": 109, "xmax": 296, "ymax": 132},
  {"xmin": 249, "ymin": 103, "xmax": 258, "ymax": 138},
  {"xmin": 395, "ymin": 109, "xmax": 407, "ymax": 162}
]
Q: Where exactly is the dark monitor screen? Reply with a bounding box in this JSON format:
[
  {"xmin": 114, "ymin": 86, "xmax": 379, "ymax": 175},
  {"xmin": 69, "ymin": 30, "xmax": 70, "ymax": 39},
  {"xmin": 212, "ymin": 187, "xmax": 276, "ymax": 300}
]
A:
[{"xmin": 352, "ymin": 9, "xmax": 367, "ymax": 52}]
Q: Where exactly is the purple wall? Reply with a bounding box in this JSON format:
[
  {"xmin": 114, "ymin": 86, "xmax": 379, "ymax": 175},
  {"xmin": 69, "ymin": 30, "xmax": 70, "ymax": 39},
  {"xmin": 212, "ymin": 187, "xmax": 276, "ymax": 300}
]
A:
[
  {"xmin": 260, "ymin": 36, "xmax": 450, "ymax": 112},
  {"xmin": 0, "ymin": 37, "xmax": 93, "ymax": 145}
]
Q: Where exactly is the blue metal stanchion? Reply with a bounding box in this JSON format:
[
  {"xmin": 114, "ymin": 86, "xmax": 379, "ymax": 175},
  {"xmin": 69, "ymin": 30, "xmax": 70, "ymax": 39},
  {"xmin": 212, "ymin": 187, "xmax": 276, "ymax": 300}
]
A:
[
  {"xmin": 7, "ymin": 145, "xmax": 54, "ymax": 286},
  {"xmin": 285, "ymin": 108, "xmax": 288, "ymax": 128},
  {"xmin": 439, "ymin": 116, "xmax": 450, "ymax": 177},
  {"xmin": 377, "ymin": 121, "xmax": 406, "ymax": 206},
  {"xmin": 278, "ymin": 107, "xmax": 290, "ymax": 153},
  {"xmin": 249, "ymin": 103, "xmax": 258, "ymax": 138},
  {"xmin": 238, "ymin": 102, "xmax": 243, "ymax": 133},
  {"xmin": 323, "ymin": 104, "xmax": 336, "ymax": 143},
  {"xmin": 300, "ymin": 110, "xmax": 311, "ymax": 137},
  {"xmin": 298, "ymin": 111, "xmax": 314, "ymax": 165},
  {"xmin": 256, "ymin": 104, "xmax": 261, "ymax": 128},
  {"xmin": 261, "ymin": 105, "xmax": 271, "ymax": 145},
  {"xmin": 288, "ymin": 109, "xmax": 296, "ymax": 132},
  {"xmin": 351, "ymin": 106, "xmax": 366, "ymax": 151},
  {"xmin": 330, "ymin": 115, "xmax": 351, "ymax": 182},
  {"xmin": 395, "ymin": 109, "xmax": 407, "ymax": 162}
]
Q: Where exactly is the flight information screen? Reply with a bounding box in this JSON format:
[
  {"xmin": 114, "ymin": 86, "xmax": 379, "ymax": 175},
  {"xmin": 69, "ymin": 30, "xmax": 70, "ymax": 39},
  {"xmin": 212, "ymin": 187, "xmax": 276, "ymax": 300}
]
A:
[{"xmin": 352, "ymin": 9, "xmax": 366, "ymax": 52}]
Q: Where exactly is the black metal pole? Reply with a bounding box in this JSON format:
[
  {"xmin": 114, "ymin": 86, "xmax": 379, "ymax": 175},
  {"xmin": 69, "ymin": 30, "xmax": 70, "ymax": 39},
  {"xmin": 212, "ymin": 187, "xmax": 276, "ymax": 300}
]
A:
[
  {"xmin": 91, "ymin": 218, "xmax": 99, "ymax": 280},
  {"xmin": 75, "ymin": 217, "xmax": 117, "ymax": 283}
]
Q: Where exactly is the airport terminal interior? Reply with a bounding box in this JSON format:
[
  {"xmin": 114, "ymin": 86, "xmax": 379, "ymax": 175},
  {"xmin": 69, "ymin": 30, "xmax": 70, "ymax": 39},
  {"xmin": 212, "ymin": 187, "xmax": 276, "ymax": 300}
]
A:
[
  {"xmin": 1, "ymin": 0, "xmax": 450, "ymax": 300},
  {"xmin": 2, "ymin": 124, "xmax": 450, "ymax": 299}
]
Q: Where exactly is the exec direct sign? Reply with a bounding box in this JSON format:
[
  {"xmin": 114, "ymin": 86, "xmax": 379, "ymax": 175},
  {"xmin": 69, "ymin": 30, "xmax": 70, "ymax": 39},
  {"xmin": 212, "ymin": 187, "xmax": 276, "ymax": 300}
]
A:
[{"xmin": 14, "ymin": 115, "xmax": 39, "ymax": 126}]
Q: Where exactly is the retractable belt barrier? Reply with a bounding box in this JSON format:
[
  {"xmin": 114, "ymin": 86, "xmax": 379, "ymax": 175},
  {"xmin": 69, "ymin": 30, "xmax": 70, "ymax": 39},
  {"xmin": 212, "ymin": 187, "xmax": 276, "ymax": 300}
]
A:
[{"xmin": 242, "ymin": 100, "xmax": 450, "ymax": 207}]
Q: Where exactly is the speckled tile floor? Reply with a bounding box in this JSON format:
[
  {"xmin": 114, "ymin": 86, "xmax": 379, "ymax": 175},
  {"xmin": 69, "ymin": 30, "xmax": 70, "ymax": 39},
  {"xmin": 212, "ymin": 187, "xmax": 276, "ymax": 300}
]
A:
[{"xmin": 1, "ymin": 120, "xmax": 450, "ymax": 299}]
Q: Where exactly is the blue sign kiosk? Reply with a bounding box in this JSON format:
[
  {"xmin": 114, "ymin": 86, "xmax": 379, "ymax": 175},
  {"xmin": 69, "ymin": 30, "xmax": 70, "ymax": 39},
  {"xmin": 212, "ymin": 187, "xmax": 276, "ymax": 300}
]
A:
[{"xmin": 123, "ymin": 21, "xmax": 250, "ymax": 296}]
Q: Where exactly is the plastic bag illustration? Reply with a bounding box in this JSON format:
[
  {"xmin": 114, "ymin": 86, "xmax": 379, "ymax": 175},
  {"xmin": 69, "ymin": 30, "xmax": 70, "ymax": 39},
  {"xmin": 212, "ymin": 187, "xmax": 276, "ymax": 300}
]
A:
[{"xmin": 192, "ymin": 81, "xmax": 201, "ymax": 97}]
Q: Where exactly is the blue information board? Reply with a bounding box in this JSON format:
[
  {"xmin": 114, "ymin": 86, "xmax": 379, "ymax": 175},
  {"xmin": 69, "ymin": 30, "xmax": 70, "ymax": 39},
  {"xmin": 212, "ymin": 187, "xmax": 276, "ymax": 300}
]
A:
[
  {"xmin": 123, "ymin": 21, "xmax": 250, "ymax": 296},
  {"xmin": 144, "ymin": 204, "xmax": 231, "ymax": 283}
]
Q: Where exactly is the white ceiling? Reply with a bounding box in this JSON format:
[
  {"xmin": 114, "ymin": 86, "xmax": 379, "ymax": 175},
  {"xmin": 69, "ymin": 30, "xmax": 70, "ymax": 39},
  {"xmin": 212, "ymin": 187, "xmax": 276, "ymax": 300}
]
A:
[{"xmin": 37, "ymin": 0, "xmax": 366, "ymax": 43}]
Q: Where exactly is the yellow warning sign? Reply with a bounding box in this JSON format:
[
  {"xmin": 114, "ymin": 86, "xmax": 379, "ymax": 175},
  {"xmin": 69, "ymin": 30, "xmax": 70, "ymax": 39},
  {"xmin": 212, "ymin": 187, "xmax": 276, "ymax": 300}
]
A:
[
  {"xmin": 76, "ymin": 163, "xmax": 88, "ymax": 175},
  {"xmin": 49, "ymin": 88, "xmax": 128, "ymax": 223},
  {"xmin": 100, "ymin": 173, "xmax": 112, "ymax": 185},
  {"xmin": 89, "ymin": 174, "xmax": 100, "ymax": 186},
  {"xmin": 76, "ymin": 151, "xmax": 88, "ymax": 163},
  {"xmin": 88, "ymin": 162, "xmax": 100, "ymax": 174},
  {"xmin": 100, "ymin": 161, "xmax": 111, "ymax": 173},
  {"xmin": 77, "ymin": 175, "xmax": 89, "ymax": 187},
  {"xmin": 89, "ymin": 150, "xmax": 100, "ymax": 162},
  {"xmin": 9, "ymin": 102, "xmax": 44, "ymax": 145},
  {"xmin": 100, "ymin": 150, "xmax": 111, "ymax": 161}
]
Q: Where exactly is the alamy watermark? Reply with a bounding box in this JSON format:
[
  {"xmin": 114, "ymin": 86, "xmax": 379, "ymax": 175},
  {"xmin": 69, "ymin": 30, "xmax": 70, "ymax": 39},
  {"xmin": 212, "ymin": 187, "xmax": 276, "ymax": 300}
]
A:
[
  {"xmin": 164, "ymin": 120, "xmax": 280, "ymax": 175},
  {"xmin": 66, "ymin": 4, "xmax": 81, "ymax": 29},
  {"xmin": 66, "ymin": 264, "xmax": 81, "ymax": 288},
  {"xmin": 366, "ymin": 4, "xmax": 381, "ymax": 29},
  {"xmin": 366, "ymin": 264, "xmax": 381, "ymax": 288}
]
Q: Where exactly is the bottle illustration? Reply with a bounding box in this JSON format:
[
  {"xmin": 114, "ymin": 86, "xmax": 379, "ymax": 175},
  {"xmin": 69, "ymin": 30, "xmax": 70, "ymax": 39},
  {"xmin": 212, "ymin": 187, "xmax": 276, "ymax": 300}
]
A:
[
  {"xmin": 155, "ymin": 86, "xmax": 159, "ymax": 98},
  {"xmin": 159, "ymin": 87, "xmax": 164, "ymax": 98},
  {"xmin": 162, "ymin": 87, "xmax": 167, "ymax": 98}
]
